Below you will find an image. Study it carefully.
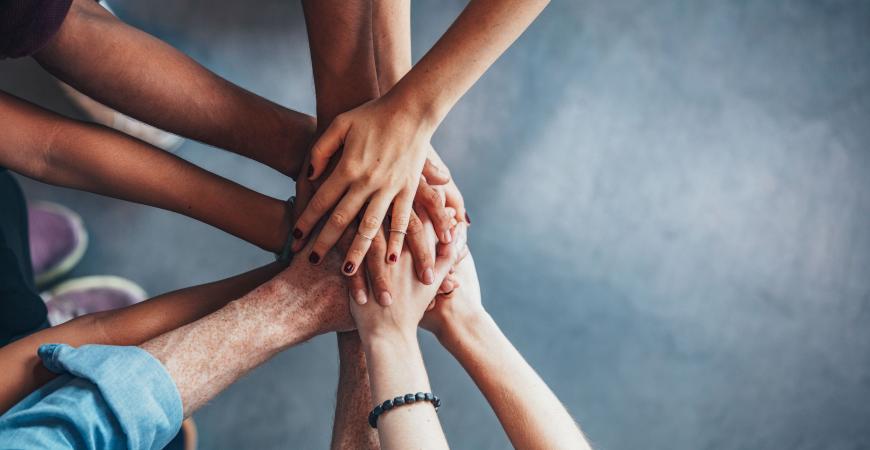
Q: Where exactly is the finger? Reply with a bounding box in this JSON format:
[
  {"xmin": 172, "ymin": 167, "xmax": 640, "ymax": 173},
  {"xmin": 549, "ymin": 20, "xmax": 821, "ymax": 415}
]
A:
[
  {"xmin": 422, "ymin": 158, "xmax": 451, "ymax": 185},
  {"xmin": 343, "ymin": 192, "xmax": 392, "ymax": 276},
  {"xmin": 310, "ymin": 192, "xmax": 368, "ymax": 266},
  {"xmin": 386, "ymin": 189, "xmax": 414, "ymax": 265},
  {"xmin": 426, "ymin": 299, "xmax": 437, "ymax": 312},
  {"xmin": 293, "ymin": 175, "xmax": 350, "ymax": 253},
  {"xmin": 415, "ymin": 180, "xmax": 453, "ymax": 244},
  {"xmin": 438, "ymin": 276, "xmax": 454, "ymax": 294},
  {"xmin": 347, "ymin": 264, "xmax": 368, "ymax": 305},
  {"xmin": 365, "ymin": 230, "xmax": 392, "ymax": 306},
  {"xmin": 308, "ymin": 116, "xmax": 350, "ymax": 180},
  {"xmin": 405, "ymin": 211, "xmax": 435, "ymax": 285},
  {"xmin": 433, "ymin": 222, "xmax": 468, "ymax": 280},
  {"xmin": 444, "ymin": 182, "xmax": 468, "ymax": 225}
]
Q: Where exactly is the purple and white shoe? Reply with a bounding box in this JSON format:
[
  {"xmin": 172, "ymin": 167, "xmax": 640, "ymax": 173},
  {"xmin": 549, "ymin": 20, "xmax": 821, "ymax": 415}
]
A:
[
  {"xmin": 42, "ymin": 276, "xmax": 148, "ymax": 325},
  {"xmin": 28, "ymin": 202, "xmax": 89, "ymax": 287}
]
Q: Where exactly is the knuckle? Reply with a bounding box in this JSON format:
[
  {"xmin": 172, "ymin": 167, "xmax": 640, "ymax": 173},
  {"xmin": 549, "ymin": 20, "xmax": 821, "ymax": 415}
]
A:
[
  {"xmin": 339, "ymin": 163, "xmax": 363, "ymax": 179},
  {"xmin": 328, "ymin": 211, "xmax": 350, "ymax": 228},
  {"xmin": 372, "ymin": 275, "xmax": 390, "ymax": 289},
  {"xmin": 425, "ymin": 189, "xmax": 441, "ymax": 206},
  {"xmin": 391, "ymin": 214, "xmax": 411, "ymax": 230},
  {"xmin": 310, "ymin": 194, "xmax": 330, "ymax": 214},
  {"xmin": 362, "ymin": 215, "xmax": 382, "ymax": 230},
  {"xmin": 347, "ymin": 246, "xmax": 367, "ymax": 262},
  {"xmin": 407, "ymin": 216, "xmax": 424, "ymax": 235}
]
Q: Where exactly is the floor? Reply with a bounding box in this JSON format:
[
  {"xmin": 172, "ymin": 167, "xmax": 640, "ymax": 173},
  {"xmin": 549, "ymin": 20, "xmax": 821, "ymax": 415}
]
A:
[{"xmin": 2, "ymin": 0, "xmax": 870, "ymax": 448}]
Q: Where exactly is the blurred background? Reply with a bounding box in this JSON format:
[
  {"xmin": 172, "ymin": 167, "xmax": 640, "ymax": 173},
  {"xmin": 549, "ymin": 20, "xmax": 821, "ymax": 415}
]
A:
[{"xmin": 2, "ymin": 0, "xmax": 870, "ymax": 448}]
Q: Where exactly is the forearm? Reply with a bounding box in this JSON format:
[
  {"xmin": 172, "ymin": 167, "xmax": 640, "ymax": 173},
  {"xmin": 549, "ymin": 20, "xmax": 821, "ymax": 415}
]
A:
[
  {"xmin": 387, "ymin": 0, "xmax": 549, "ymax": 128},
  {"xmin": 439, "ymin": 313, "xmax": 590, "ymax": 450},
  {"xmin": 0, "ymin": 262, "xmax": 284, "ymax": 414},
  {"xmin": 142, "ymin": 250, "xmax": 351, "ymax": 416},
  {"xmin": 363, "ymin": 331, "xmax": 448, "ymax": 450},
  {"xmin": 35, "ymin": 0, "xmax": 315, "ymax": 176},
  {"xmin": 372, "ymin": 0, "xmax": 412, "ymax": 93},
  {"xmin": 0, "ymin": 92, "xmax": 290, "ymax": 252},
  {"xmin": 331, "ymin": 332, "xmax": 380, "ymax": 450}
]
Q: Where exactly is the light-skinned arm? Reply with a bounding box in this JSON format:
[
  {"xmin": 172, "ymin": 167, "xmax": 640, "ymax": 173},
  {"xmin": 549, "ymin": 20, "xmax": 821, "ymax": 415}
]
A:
[
  {"xmin": 371, "ymin": 0, "xmax": 470, "ymax": 254},
  {"xmin": 421, "ymin": 255, "xmax": 592, "ymax": 450},
  {"xmin": 294, "ymin": 0, "xmax": 547, "ymax": 270},
  {"xmin": 0, "ymin": 91, "xmax": 292, "ymax": 252},
  {"xmin": 34, "ymin": 0, "xmax": 315, "ymax": 178},
  {"xmin": 142, "ymin": 238, "xmax": 355, "ymax": 416},
  {"xmin": 350, "ymin": 222, "xmax": 468, "ymax": 450}
]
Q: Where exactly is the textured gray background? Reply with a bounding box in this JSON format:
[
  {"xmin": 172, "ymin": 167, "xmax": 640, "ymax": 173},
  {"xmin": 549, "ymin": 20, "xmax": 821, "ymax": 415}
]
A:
[{"xmin": 2, "ymin": 0, "xmax": 870, "ymax": 448}]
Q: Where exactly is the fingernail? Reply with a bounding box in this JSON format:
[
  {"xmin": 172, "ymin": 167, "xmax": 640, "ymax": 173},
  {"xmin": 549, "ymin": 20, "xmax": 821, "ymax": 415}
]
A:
[
  {"xmin": 343, "ymin": 261, "xmax": 354, "ymax": 274},
  {"xmin": 465, "ymin": 212, "xmax": 471, "ymax": 224},
  {"xmin": 423, "ymin": 268, "xmax": 434, "ymax": 285},
  {"xmin": 354, "ymin": 289, "xmax": 368, "ymax": 305},
  {"xmin": 308, "ymin": 252, "xmax": 320, "ymax": 264},
  {"xmin": 292, "ymin": 228, "xmax": 303, "ymax": 239},
  {"xmin": 444, "ymin": 229, "xmax": 453, "ymax": 243},
  {"xmin": 388, "ymin": 253, "xmax": 397, "ymax": 263},
  {"xmin": 306, "ymin": 164, "xmax": 314, "ymax": 178},
  {"xmin": 379, "ymin": 292, "xmax": 393, "ymax": 306}
]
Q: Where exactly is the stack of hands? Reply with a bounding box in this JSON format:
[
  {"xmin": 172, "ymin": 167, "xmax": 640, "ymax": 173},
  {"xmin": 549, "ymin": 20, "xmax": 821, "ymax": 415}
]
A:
[{"xmin": 0, "ymin": 0, "xmax": 594, "ymax": 447}]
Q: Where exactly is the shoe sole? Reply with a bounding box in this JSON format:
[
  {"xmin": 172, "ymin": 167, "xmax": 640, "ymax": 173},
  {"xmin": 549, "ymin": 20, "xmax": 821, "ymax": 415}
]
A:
[
  {"xmin": 42, "ymin": 275, "xmax": 148, "ymax": 325},
  {"xmin": 33, "ymin": 202, "xmax": 89, "ymax": 288}
]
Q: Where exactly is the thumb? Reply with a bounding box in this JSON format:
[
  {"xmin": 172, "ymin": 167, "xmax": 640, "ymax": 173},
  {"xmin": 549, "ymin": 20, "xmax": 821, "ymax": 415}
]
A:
[
  {"xmin": 432, "ymin": 222, "xmax": 467, "ymax": 280},
  {"xmin": 422, "ymin": 158, "xmax": 451, "ymax": 185},
  {"xmin": 308, "ymin": 117, "xmax": 349, "ymax": 180}
]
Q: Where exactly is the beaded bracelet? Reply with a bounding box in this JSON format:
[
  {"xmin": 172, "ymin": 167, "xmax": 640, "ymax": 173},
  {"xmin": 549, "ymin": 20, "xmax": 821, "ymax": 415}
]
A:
[{"xmin": 368, "ymin": 392, "xmax": 441, "ymax": 428}]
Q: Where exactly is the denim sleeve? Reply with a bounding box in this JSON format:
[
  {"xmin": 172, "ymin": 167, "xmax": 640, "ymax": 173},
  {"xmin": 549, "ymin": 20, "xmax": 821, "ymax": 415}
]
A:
[{"xmin": 0, "ymin": 343, "xmax": 183, "ymax": 450}]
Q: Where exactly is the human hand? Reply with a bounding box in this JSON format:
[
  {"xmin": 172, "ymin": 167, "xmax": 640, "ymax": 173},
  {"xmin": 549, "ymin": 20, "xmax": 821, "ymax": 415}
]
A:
[
  {"xmin": 421, "ymin": 147, "xmax": 468, "ymax": 227},
  {"xmin": 291, "ymin": 94, "xmax": 449, "ymax": 275},
  {"xmin": 420, "ymin": 252, "xmax": 485, "ymax": 344},
  {"xmin": 350, "ymin": 222, "xmax": 468, "ymax": 342},
  {"xmin": 292, "ymin": 157, "xmax": 450, "ymax": 305},
  {"xmin": 345, "ymin": 204, "xmax": 461, "ymax": 306}
]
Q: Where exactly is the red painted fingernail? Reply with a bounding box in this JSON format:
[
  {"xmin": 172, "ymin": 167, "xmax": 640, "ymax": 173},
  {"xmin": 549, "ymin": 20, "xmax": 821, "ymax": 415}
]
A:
[
  {"xmin": 465, "ymin": 212, "xmax": 471, "ymax": 224},
  {"xmin": 308, "ymin": 252, "xmax": 320, "ymax": 264},
  {"xmin": 292, "ymin": 228, "xmax": 303, "ymax": 239},
  {"xmin": 343, "ymin": 262, "xmax": 354, "ymax": 274},
  {"xmin": 389, "ymin": 253, "xmax": 397, "ymax": 263},
  {"xmin": 307, "ymin": 164, "xmax": 314, "ymax": 177}
]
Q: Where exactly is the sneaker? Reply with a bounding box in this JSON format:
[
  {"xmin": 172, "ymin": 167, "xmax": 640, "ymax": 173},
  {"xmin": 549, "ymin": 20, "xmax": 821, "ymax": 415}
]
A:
[
  {"xmin": 164, "ymin": 418, "xmax": 198, "ymax": 450},
  {"xmin": 28, "ymin": 202, "xmax": 88, "ymax": 287},
  {"xmin": 41, "ymin": 276, "xmax": 148, "ymax": 326}
]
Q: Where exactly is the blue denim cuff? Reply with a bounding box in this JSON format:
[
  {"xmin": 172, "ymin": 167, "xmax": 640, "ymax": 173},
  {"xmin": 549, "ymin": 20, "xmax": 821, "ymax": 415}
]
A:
[{"xmin": 37, "ymin": 343, "xmax": 183, "ymax": 449}]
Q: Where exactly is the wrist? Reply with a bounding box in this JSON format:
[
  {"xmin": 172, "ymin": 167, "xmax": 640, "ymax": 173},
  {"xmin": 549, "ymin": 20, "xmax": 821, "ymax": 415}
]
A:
[
  {"xmin": 361, "ymin": 325, "xmax": 419, "ymax": 355},
  {"xmin": 383, "ymin": 83, "xmax": 442, "ymax": 136},
  {"xmin": 436, "ymin": 309, "xmax": 494, "ymax": 352}
]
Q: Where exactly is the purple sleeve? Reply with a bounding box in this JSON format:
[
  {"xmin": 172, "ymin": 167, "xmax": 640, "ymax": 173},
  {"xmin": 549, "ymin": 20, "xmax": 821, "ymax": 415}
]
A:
[{"xmin": 0, "ymin": 0, "xmax": 74, "ymax": 59}]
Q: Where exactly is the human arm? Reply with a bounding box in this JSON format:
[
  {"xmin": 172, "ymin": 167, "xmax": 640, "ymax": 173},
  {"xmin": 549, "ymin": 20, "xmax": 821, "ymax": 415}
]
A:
[
  {"xmin": 421, "ymin": 255, "xmax": 591, "ymax": 450},
  {"xmin": 349, "ymin": 222, "xmax": 468, "ymax": 450},
  {"xmin": 296, "ymin": 0, "xmax": 450, "ymax": 306},
  {"xmin": 0, "ymin": 261, "xmax": 285, "ymax": 414},
  {"xmin": 295, "ymin": 0, "xmax": 546, "ymax": 268},
  {"xmin": 330, "ymin": 332, "xmax": 380, "ymax": 450},
  {"xmin": 0, "ymin": 243, "xmax": 350, "ymax": 448},
  {"xmin": 0, "ymin": 91, "xmax": 292, "ymax": 252},
  {"xmin": 141, "ymin": 237, "xmax": 354, "ymax": 416},
  {"xmin": 34, "ymin": 0, "xmax": 315, "ymax": 178},
  {"xmin": 371, "ymin": 0, "xmax": 469, "ymax": 254}
]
